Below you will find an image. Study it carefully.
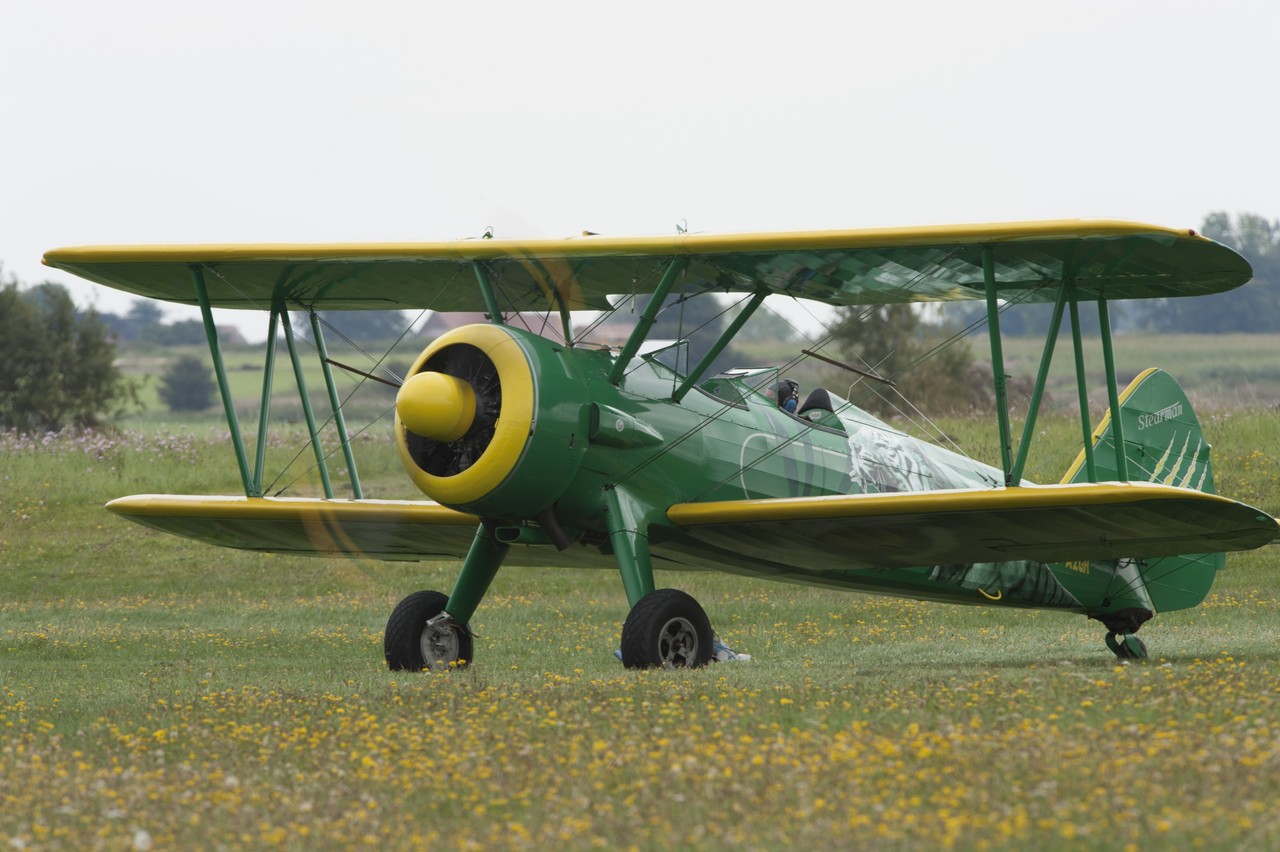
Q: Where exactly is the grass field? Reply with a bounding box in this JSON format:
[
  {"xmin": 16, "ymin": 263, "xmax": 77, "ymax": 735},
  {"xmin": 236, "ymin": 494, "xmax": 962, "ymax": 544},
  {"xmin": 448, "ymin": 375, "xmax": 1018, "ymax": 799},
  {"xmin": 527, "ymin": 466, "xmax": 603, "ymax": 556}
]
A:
[
  {"xmin": 996, "ymin": 332, "xmax": 1280, "ymax": 411},
  {"xmin": 115, "ymin": 333, "xmax": 424, "ymax": 431},
  {"xmin": 4, "ymin": 401, "xmax": 1280, "ymax": 847}
]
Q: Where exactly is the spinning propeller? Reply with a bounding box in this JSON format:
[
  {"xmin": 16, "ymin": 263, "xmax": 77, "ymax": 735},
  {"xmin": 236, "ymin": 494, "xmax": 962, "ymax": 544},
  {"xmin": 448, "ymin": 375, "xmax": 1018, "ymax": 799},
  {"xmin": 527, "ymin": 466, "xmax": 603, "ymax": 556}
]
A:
[{"xmin": 398, "ymin": 343, "xmax": 497, "ymax": 476}]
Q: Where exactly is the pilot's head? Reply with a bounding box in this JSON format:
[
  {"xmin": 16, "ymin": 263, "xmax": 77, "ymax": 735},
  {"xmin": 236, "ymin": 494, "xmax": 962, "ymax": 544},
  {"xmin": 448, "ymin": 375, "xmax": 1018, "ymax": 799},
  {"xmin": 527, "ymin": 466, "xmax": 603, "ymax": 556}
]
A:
[{"xmin": 773, "ymin": 379, "xmax": 799, "ymax": 413}]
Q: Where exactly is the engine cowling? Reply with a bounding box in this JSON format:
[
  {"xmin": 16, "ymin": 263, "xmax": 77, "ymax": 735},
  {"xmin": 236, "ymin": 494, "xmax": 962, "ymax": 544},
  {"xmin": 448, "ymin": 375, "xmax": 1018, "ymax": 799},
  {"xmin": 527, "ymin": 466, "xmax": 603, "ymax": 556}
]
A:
[{"xmin": 395, "ymin": 324, "xmax": 589, "ymax": 520}]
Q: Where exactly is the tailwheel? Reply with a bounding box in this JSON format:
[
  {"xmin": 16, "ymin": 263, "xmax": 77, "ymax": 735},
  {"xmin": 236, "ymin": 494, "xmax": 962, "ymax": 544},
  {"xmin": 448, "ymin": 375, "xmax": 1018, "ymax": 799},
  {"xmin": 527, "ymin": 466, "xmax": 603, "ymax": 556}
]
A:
[
  {"xmin": 385, "ymin": 590, "xmax": 474, "ymax": 671},
  {"xmin": 1105, "ymin": 631, "xmax": 1148, "ymax": 660},
  {"xmin": 620, "ymin": 589, "xmax": 713, "ymax": 670}
]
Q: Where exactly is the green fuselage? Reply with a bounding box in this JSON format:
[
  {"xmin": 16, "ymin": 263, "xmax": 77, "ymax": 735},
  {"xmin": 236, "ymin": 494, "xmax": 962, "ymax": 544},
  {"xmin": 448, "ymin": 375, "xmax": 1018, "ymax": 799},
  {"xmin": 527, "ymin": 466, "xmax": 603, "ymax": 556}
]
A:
[{"xmin": 499, "ymin": 331, "xmax": 1153, "ymax": 620}]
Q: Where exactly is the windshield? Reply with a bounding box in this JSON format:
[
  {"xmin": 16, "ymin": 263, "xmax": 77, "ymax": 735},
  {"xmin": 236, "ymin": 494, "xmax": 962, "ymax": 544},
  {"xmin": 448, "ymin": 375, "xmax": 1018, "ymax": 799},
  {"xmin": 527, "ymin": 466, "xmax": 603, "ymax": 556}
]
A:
[{"xmin": 639, "ymin": 339, "xmax": 689, "ymax": 377}]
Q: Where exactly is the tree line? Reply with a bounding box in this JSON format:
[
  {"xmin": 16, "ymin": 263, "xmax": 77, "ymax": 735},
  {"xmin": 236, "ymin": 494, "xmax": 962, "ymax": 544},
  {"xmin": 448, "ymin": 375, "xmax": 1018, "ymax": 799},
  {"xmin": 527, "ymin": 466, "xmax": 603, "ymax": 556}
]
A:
[
  {"xmin": 1139, "ymin": 212, "xmax": 1280, "ymax": 333},
  {"xmin": 0, "ymin": 278, "xmax": 139, "ymax": 431}
]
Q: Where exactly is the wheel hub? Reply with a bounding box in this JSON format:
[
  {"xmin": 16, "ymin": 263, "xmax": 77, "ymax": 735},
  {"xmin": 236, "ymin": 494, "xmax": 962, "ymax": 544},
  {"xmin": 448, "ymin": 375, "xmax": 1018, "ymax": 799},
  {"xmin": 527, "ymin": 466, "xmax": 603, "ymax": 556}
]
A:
[
  {"xmin": 657, "ymin": 617, "xmax": 700, "ymax": 668},
  {"xmin": 420, "ymin": 617, "xmax": 463, "ymax": 670}
]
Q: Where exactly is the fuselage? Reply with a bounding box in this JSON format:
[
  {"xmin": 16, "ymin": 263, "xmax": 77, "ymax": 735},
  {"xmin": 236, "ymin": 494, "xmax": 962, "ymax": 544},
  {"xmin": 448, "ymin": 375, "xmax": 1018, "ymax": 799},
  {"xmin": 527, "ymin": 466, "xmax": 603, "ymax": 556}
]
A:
[
  {"xmin": 396, "ymin": 326, "xmax": 1158, "ymax": 621},
  {"xmin": 537, "ymin": 337, "xmax": 1137, "ymax": 616}
]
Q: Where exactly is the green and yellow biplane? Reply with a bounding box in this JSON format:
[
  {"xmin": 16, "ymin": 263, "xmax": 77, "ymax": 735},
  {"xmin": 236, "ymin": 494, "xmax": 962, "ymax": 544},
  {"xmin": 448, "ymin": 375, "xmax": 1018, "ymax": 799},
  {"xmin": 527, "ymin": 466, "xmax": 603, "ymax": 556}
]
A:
[{"xmin": 45, "ymin": 220, "xmax": 1280, "ymax": 668}]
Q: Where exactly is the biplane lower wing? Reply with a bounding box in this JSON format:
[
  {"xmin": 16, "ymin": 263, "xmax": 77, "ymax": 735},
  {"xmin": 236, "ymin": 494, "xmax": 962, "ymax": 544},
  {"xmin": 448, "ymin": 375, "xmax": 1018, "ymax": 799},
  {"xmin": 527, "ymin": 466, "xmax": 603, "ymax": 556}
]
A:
[
  {"xmin": 666, "ymin": 482, "xmax": 1280, "ymax": 571},
  {"xmin": 106, "ymin": 495, "xmax": 621, "ymax": 569},
  {"xmin": 111, "ymin": 483, "xmax": 1279, "ymax": 576},
  {"xmin": 106, "ymin": 496, "xmax": 482, "ymax": 561}
]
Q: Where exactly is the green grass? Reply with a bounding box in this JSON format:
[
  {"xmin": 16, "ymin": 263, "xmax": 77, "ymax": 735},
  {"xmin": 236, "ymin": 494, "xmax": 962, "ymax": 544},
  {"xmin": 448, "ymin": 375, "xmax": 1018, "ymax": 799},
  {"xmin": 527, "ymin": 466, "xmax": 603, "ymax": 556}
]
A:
[
  {"xmin": 3, "ymin": 407, "xmax": 1280, "ymax": 848},
  {"xmin": 988, "ymin": 332, "xmax": 1280, "ymax": 411}
]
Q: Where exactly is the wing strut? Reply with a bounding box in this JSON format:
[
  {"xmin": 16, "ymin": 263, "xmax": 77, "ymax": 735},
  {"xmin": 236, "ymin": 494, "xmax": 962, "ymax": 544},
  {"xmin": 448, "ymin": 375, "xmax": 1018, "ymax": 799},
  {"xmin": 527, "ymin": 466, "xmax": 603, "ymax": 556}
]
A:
[
  {"xmin": 1010, "ymin": 280, "xmax": 1069, "ymax": 483},
  {"xmin": 608, "ymin": 258, "xmax": 687, "ymax": 385},
  {"xmin": 471, "ymin": 262, "xmax": 506, "ymax": 326},
  {"xmin": 1097, "ymin": 299, "xmax": 1129, "ymax": 480},
  {"xmin": 252, "ymin": 308, "xmax": 282, "ymax": 495},
  {"xmin": 1067, "ymin": 285, "xmax": 1098, "ymax": 482},
  {"xmin": 308, "ymin": 312, "xmax": 365, "ymax": 499},
  {"xmin": 191, "ymin": 264, "xmax": 367, "ymax": 500},
  {"xmin": 278, "ymin": 309, "xmax": 334, "ymax": 498},
  {"xmin": 193, "ymin": 265, "xmax": 255, "ymax": 495},
  {"xmin": 984, "ymin": 244, "xmax": 1133, "ymax": 487},
  {"xmin": 672, "ymin": 289, "xmax": 769, "ymax": 402},
  {"xmin": 982, "ymin": 246, "xmax": 1015, "ymax": 484}
]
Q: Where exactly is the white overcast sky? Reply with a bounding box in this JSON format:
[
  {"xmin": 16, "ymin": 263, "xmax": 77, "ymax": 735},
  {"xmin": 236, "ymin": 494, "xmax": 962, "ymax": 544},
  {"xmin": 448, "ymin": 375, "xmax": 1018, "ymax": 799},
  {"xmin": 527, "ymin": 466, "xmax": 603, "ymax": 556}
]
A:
[{"xmin": 3, "ymin": 0, "xmax": 1277, "ymax": 337}]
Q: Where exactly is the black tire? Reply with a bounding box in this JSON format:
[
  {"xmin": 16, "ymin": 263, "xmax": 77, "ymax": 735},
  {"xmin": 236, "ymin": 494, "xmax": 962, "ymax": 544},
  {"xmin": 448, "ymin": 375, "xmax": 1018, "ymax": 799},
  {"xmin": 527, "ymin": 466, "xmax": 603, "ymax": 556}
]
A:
[
  {"xmin": 384, "ymin": 590, "xmax": 474, "ymax": 671},
  {"xmin": 619, "ymin": 589, "xmax": 713, "ymax": 669}
]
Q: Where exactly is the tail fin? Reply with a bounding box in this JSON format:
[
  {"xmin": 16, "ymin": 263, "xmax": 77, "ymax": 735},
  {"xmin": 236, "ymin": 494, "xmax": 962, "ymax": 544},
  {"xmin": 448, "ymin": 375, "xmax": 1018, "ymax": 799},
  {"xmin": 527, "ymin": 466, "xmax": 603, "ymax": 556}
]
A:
[
  {"xmin": 1063, "ymin": 368, "xmax": 1223, "ymax": 611},
  {"xmin": 1062, "ymin": 367, "xmax": 1215, "ymax": 492}
]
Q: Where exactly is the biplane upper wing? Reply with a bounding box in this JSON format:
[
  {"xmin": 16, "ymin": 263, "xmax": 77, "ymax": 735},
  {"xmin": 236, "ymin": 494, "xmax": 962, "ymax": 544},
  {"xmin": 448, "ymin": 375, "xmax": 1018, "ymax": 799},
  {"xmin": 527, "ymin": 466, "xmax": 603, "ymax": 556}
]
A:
[
  {"xmin": 43, "ymin": 220, "xmax": 1251, "ymax": 313},
  {"xmin": 666, "ymin": 482, "xmax": 1280, "ymax": 571}
]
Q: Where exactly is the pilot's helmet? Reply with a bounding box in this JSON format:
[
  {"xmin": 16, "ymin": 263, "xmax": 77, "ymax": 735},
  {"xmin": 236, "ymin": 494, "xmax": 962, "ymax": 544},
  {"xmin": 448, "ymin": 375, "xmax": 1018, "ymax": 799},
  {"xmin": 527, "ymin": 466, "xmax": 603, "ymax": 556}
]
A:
[{"xmin": 776, "ymin": 379, "xmax": 799, "ymax": 413}]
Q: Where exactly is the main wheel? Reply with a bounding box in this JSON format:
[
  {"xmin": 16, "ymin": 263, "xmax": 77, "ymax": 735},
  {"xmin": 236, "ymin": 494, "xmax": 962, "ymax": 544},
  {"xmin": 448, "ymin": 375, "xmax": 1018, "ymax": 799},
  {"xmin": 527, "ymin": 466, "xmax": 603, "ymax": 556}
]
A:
[
  {"xmin": 384, "ymin": 590, "xmax": 474, "ymax": 671},
  {"xmin": 620, "ymin": 589, "xmax": 713, "ymax": 670}
]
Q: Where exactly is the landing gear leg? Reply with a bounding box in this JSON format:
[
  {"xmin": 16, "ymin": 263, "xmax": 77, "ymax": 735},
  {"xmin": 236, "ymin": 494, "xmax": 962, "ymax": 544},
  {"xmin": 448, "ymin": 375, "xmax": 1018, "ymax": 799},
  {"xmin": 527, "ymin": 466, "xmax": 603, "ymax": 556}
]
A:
[
  {"xmin": 444, "ymin": 524, "xmax": 509, "ymax": 625},
  {"xmin": 603, "ymin": 486, "xmax": 655, "ymax": 608}
]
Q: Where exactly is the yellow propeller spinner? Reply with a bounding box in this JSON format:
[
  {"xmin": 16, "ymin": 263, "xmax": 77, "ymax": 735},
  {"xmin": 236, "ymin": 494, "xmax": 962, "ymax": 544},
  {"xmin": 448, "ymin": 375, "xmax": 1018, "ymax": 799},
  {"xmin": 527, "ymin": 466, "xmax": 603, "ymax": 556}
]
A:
[{"xmin": 396, "ymin": 372, "xmax": 477, "ymax": 442}]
